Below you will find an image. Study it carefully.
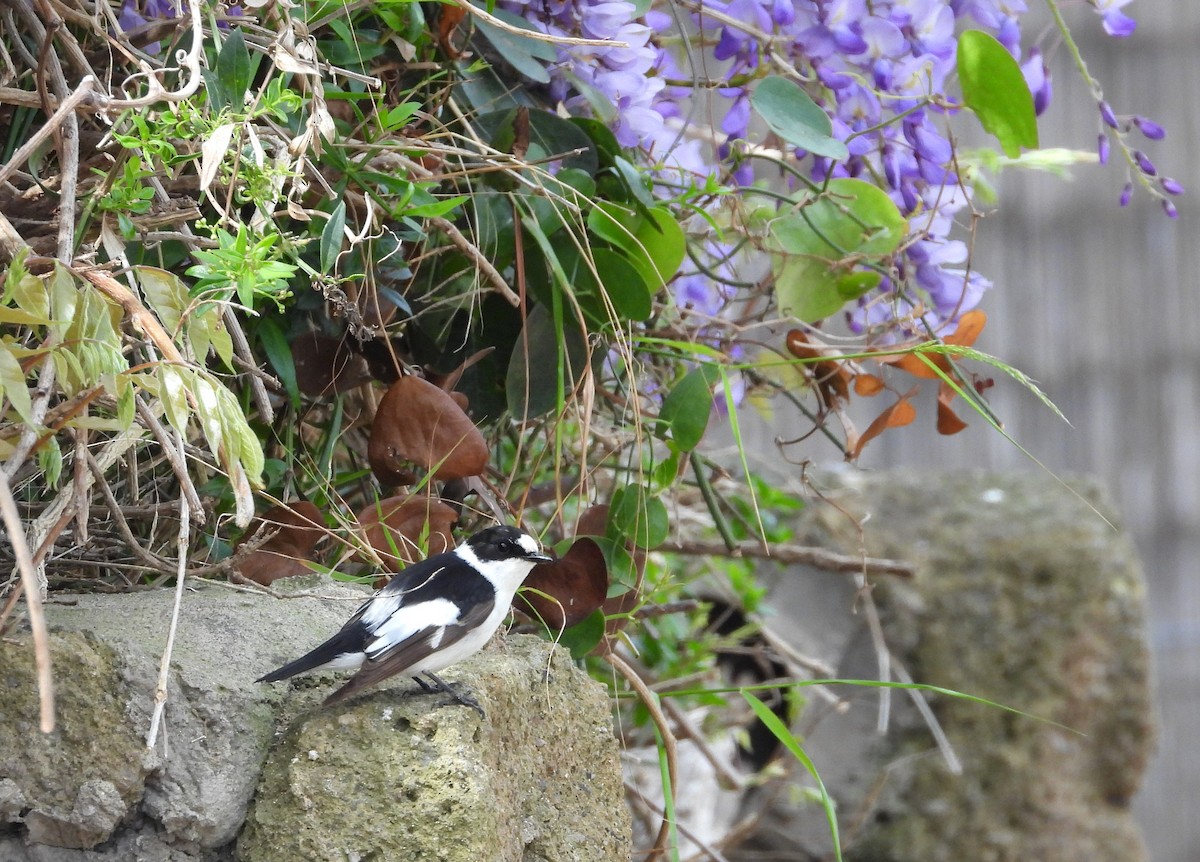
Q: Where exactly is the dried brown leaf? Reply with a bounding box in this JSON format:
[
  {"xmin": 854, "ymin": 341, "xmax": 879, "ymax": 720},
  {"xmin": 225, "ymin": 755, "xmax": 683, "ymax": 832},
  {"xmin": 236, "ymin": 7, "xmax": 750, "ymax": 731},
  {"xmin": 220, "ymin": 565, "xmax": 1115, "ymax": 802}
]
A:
[
  {"xmin": 936, "ymin": 382, "xmax": 969, "ymax": 435},
  {"xmin": 368, "ymin": 375, "xmax": 489, "ymax": 484},
  {"xmin": 357, "ymin": 494, "xmax": 458, "ymax": 570},
  {"xmin": 292, "ymin": 332, "xmax": 372, "ymax": 397},
  {"xmin": 234, "ymin": 501, "xmax": 324, "ymax": 585},
  {"xmin": 515, "ymin": 537, "xmax": 608, "ymax": 630}
]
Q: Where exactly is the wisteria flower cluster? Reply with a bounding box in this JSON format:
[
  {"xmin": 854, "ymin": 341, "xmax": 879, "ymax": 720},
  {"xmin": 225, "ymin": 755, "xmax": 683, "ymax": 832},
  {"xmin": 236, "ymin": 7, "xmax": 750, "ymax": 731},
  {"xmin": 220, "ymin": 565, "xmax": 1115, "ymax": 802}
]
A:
[{"xmin": 505, "ymin": 0, "xmax": 1174, "ymax": 339}]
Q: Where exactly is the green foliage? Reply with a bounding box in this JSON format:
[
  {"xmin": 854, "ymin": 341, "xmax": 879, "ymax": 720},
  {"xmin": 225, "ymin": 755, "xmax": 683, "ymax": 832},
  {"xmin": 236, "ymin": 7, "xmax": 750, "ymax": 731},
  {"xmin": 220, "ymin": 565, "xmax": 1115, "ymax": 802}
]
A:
[
  {"xmin": 751, "ymin": 76, "xmax": 850, "ymax": 161},
  {"xmin": 958, "ymin": 30, "xmax": 1039, "ymax": 158},
  {"xmin": 771, "ymin": 179, "xmax": 907, "ymax": 322},
  {"xmin": 186, "ymin": 224, "xmax": 299, "ymax": 310}
]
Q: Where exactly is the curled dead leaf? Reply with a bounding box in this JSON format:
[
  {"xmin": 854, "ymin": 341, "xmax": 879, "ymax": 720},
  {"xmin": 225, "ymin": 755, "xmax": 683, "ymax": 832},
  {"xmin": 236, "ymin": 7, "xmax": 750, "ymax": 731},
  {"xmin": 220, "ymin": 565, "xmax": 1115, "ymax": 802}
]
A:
[
  {"xmin": 515, "ymin": 537, "xmax": 609, "ymax": 631},
  {"xmin": 877, "ymin": 310, "xmax": 987, "ymax": 380},
  {"xmin": 356, "ymin": 494, "xmax": 458, "ymax": 571},
  {"xmin": 368, "ymin": 375, "xmax": 489, "ymax": 484},
  {"xmin": 234, "ymin": 501, "xmax": 324, "ymax": 586},
  {"xmin": 786, "ymin": 329, "xmax": 851, "ymax": 408},
  {"xmin": 936, "ymin": 382, "xmax": 969, "ymax": 435}
]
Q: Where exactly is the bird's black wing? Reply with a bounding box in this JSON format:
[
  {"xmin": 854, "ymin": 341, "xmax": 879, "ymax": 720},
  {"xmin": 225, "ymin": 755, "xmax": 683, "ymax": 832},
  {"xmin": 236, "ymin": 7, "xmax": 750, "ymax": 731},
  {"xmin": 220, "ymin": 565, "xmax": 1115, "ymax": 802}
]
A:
[{"xmin": 320, "ymin": 596, "xmax": 495, "ymax": 706}]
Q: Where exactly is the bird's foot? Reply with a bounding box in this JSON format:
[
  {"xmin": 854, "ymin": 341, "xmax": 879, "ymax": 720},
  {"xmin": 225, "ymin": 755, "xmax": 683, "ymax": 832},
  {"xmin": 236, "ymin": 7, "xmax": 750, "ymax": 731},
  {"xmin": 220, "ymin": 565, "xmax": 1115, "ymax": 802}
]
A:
[{"xmin": 421, "ymin": 672, "xmax": 485, "ymax": 718}]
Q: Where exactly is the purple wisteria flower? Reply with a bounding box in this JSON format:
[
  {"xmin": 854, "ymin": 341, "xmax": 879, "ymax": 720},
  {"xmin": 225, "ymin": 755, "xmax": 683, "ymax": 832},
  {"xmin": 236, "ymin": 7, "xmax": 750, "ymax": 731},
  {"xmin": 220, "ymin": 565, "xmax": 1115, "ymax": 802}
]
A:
[
  {"xmin": 499, "ymin": 0, "xmax": 665, "ymax": 147},
  {"xmin": 1092, "ymin": 0, "xmax": 1136, "ymax": 37},
  {"xmin": 507, "ymin": 0, "xmax": 1170, "ymax": 336}
]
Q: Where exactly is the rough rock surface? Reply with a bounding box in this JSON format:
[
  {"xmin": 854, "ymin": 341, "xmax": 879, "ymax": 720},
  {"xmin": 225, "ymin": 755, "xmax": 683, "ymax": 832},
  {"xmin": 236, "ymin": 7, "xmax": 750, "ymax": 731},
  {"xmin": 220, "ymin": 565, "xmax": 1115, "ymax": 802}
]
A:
[
  {"xmin": 238, "ymin": 634, "xmax": 628, "ymax": 862},
  {"xmin": 736, "ymin": 470, "xmax": 1154, "ymax": 862},
  {"xmin": 0, "ymin": 576, "xmax": 630, "ymax": 861}
]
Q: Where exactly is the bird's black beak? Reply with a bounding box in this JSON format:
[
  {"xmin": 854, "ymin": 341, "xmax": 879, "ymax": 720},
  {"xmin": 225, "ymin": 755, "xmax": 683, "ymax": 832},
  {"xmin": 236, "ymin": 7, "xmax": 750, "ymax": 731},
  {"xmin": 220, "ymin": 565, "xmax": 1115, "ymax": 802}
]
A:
[{"xmin": 529, "ymin": 551, "xmax": 554, "ymax": 564}]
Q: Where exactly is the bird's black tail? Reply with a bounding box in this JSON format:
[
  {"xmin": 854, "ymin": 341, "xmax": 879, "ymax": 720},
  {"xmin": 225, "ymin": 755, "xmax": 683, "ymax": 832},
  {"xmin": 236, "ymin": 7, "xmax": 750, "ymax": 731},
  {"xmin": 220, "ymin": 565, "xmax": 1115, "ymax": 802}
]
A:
[{"xmin": 256, "ymin": 628, "xmax": 363, "ymax": 683}]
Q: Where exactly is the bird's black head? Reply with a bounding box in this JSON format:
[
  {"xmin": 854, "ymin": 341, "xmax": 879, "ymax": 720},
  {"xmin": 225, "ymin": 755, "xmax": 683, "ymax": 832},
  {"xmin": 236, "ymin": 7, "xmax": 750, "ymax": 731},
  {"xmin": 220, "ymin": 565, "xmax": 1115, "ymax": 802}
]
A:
[{"xmin": 466, "ymin": 525, "xmax": 552, "ymax": 563}]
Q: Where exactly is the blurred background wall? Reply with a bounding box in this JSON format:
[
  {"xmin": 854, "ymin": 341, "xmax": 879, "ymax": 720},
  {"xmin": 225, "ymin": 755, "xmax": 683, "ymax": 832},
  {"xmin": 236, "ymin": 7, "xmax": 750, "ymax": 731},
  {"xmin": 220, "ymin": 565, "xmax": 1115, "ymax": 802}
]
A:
[
  {"xmin": 727, "ymin": 3, "xmax": 1195, "ymax": 859},
  {"xmin": 857, "ymin": 4, "xmax": 1198, "ymax": 860}
]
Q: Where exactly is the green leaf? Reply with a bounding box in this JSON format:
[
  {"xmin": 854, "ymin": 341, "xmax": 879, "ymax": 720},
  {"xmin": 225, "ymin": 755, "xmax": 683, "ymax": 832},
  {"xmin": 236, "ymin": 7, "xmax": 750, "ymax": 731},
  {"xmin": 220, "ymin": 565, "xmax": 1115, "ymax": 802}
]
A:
[
  {"xmin": 8, "ymin": 265, "xmax": 48, "ymax": 322},
  {"xmin": 957, "ymin": 30, "xmax": 1039, "ymax": 158},
  {"xmin": 136, "ymin": 266, "xmax": 188, "ymax": 337},
  {"xmin": 472, "ymin": 10, "xmax": 557, "ymax": 84},
  {"xmin": 37, "ymin": 435, "xmax": 62, "ymax": 487},
  {"xmin": 320, "ymin": 201, "xmax": 347, "ymax": 273},
  {"xmin": 258, "ymin": 317, "xmax": 301, "ymax": 409},
  {"xmin": 0, "ymin": 342, "xmax": 34, "ymax": 426},
  {"xmin": 771, "ymin": 178, "xmax": 907, "ymax": 322},
  {"xmin": 743, "ymin": 692, "xmax": 842, "ymax": 859},
  {"xmin": 556, "ymin": 609, "xmax": 606, "ymax": 660},
  {"xmin": 658, "ymin": 365, "xmax": 718, "ymax": 451},
  {"xmin": 158, "ymin": 365, "xmax": 190, "ymax": 436},
  {"xmin": 215, "ymin": 29, "xmax": 252, "ymax": 112},
  {"xmin": 475, "ymin": 108, "xmax": 599, "ymax": 176},
  {"xmin": 587, "ymin": 203, "xmax": 685, "ymax": 289},
  {"xmin": 751, "ymin": 77, "xmax": 849, "ymax": 161},
  {"xmin": 0, "ymin": 246, "xmax": 30, "ymax": 307},
  {"xmin": 505, "ymin": 303, "xmax": 591, "ymax": 419},
  {"xmin": 207, "ymin": 313, "xmax": 236, "ymax": 371},
  {"xmin": 556, "ymin": 246, "xmax": 654, "ymax": 324},
  {"xmin": 608, "ymin": 485, "xmax": 669, "ymax": 550},
  {"xmin": 49, "ymin": 265, "xmax": 77, "ymax": 335}
]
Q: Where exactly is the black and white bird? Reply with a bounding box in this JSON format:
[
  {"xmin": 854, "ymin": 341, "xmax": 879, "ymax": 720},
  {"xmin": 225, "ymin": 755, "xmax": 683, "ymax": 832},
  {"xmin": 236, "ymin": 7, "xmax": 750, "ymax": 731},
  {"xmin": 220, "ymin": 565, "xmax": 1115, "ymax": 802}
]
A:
[{"xmin": 256, "ymin": 525, "xmax": 552, "ymax": 710}]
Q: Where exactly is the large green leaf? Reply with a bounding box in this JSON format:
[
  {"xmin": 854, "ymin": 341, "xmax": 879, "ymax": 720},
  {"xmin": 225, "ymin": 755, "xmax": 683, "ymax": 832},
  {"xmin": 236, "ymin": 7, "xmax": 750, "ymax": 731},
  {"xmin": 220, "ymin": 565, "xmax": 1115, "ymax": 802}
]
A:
[
  {"xmin": 771, "ymin": 179, "xmax": 906, "ymax": 322},
  {"xmin": 957, "ymin": 29, "xmax": 1038, "ymax": 158},
  {"xmin": 475, "ymin": 108, "xmax": 599, "ymax": 176},
  {"xmin": 587, "ymin": 202, "xmax": 685, "ymax": 289},
  {"xmin": 608, "ymin": 484, "xmax": 669, "ymax": 550},
  {"xmin": 505, "ymin": 303, "xmax": 591, "ymax": 419},
  {"xmin": 751, "ymin": 77, "xmax": 849, "ymax": 161},
  {"xmin": 136, "ymin": 266, "xmax": 188, "ymax": 336},
  {"xmin": 658, "ymin": 365, "xmax": 719, "ymax": 451},
  {"xmin": 555, "ymin": 245, "xmax": 654, "ymax": 324},
  {"xmin": 211, "ymin": 28, "xmax": 252, "ymax": 112}
]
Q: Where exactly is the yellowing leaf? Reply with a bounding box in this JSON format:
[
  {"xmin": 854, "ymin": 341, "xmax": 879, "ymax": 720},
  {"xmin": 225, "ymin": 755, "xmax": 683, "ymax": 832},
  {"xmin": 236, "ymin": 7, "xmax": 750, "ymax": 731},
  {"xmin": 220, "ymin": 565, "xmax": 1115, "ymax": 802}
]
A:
[{"xmin": 0, "ymin": 342, "xmax": 34, "ymax": 426}]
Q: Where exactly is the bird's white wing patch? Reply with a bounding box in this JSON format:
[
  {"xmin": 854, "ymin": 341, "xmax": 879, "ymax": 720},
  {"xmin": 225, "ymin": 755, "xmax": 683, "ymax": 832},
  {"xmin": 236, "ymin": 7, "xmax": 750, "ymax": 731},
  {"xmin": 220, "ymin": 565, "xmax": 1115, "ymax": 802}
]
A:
[
  {"xmin": 359, "ymin": 592, "xmax": 404, "ymax": 629},
  {"xmin": 364, "ymin": 597, "xmax": 460, "ymax": 658}
]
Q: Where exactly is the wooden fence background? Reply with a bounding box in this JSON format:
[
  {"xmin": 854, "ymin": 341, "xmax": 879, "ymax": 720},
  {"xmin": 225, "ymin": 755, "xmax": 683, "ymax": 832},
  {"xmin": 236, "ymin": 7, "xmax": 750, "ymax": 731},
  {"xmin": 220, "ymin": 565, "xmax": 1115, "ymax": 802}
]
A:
[{"xmin": 735, "ymin": 4, "xmax": 1197, "ymax": 859}]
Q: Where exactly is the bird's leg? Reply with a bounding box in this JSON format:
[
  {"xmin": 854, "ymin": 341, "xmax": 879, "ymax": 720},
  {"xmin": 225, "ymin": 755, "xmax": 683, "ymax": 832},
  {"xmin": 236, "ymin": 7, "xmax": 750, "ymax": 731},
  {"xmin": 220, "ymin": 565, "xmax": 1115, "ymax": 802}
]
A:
[
  {"xmin": 412, "ymin": 675, "xmax": 437, "ymax": 693},
  {"xmin": 423, "ymin": 672, "xmax": 485, "ymax": 718}
]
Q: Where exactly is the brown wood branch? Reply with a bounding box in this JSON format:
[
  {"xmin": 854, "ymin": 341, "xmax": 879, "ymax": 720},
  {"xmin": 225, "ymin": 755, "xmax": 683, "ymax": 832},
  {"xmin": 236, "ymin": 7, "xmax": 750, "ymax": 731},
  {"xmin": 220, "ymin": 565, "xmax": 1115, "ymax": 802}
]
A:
[
  {"xmin": 663, "ymin": 539, "xmax": 914, "ymax": 579},
  {"xmin": 0, "ymin": 468, "xmax": 55, "ymax": 732},
  {"xmin": 607, "ymin": 651, "xmax": 678, "ymax": 862}
]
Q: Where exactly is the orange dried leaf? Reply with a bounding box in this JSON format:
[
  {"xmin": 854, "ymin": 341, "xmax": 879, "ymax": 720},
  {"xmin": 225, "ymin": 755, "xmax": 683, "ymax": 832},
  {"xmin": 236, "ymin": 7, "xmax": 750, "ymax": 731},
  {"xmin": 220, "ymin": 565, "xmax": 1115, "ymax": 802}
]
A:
[
  {"xmin": 936, "ymin": 383, "xmax": 969, "ymax": 435},
  {"xmin": 886, "ymin": 351, "xmax": 950, "ymax": 380},
  {"xmin": 945, "ymin": 309, "xmax": 986, "ymax": 346},
  {"xmin": 436, "ymin": 4, "xmax": 468, "ymax": 57},
  {"xmin": 850, "ymin": 391, "xmax": 918, "ymax": 459},
  {"xmin": 368, "ymin": 375, "xmax": 489, "ymax": 484},
  {"xmin": 515, "ymin": 537, "xmax": 609, "ymax": 630},
  {"xmin": 853, "ymin": 373, "xmax": 885, "ymax": 396},
  {"xmin": 785, "ymin": 329, "xmax": 851, "ymax": 407}
]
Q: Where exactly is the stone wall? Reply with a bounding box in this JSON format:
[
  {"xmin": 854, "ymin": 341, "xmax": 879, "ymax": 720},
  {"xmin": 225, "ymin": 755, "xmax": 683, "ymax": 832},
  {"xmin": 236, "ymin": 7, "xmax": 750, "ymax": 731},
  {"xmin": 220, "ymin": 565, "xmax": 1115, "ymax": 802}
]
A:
[{"xmin": 0, "ymin": 578, "xmax": 629, "ymax": 861}]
